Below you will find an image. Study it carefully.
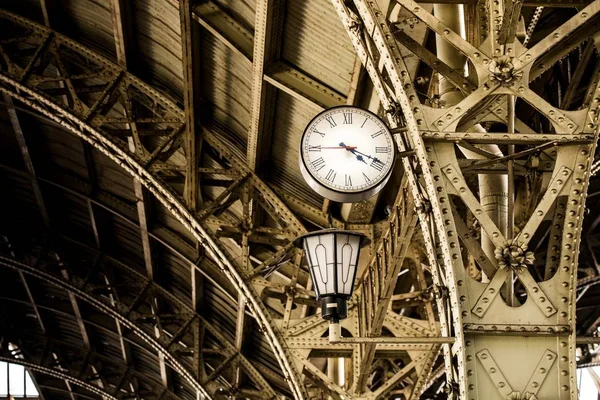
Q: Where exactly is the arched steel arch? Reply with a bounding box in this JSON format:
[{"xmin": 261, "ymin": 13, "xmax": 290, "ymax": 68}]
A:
[
  {"xmin": 0, "ymin": 333, "xmax": 183, "ymax": 400},
  {"xmin": 0, "ymin": 356, "xmax": 117, "ymax": 400},
  {"xmin": 0, "ymin": 247, "xmax": 277, "ymax": 399},
  {"xmin": 0, "ymin": 235, "xmax": 277, "ymax": 398},
  {"xmin": 0, "ymin": 9, "xmax": 307, "ymax": 399},
  {"xmin": 332, "ymin": 0, "xmax": 600, "ymax": 398}
]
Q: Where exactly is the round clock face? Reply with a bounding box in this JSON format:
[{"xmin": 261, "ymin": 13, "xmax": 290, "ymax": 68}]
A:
[{"xmin": 299, "ymin": 106, "xmax": 396, "ymax": 202}]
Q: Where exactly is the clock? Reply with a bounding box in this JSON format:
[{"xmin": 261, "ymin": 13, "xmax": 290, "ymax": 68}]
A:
[{"xmin": 299, "ymin": 106, "xmax": 396, "ymax": 203}]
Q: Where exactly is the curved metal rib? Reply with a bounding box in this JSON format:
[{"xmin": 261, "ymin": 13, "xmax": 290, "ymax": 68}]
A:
[
  {"xmin": 0, "ymin": 9, "xmax": 307, "ymax": 399},
  {"xmin": 0, "ymin": 356, "xmax": 117, "ymax": 400}
]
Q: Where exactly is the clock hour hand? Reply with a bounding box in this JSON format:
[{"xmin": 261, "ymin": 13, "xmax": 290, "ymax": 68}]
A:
[
  {"xmin": 340, "ymin": 142, "xmax": 378, "ymax": 166},
  {"xmin": 339, "ymin": 142, "xmax": 367, "ymax": 164},
  {"xmin": 349, "ymin": 148, "xmax": 379, "ymax": 162}
]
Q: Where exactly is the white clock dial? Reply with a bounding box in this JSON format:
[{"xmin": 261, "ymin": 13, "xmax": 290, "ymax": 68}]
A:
[{"xmin": 299, "ymin": 106, "xmax": 396, "ymax": 203}]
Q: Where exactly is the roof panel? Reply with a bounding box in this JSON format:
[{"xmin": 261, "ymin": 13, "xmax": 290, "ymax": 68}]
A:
[
  {"xmin": 42, "ymin": 187, "xmax": 98, "ymax": 246},
  {"xmin": 282, "ymin": 0, "xmax": 356, "ymax": 95},
  {"xmin": 0, "ymin": 110, "xmax": 24, "ymax": 170},
  {"xmin": 133, "ymin": 0, "xmax": 184, "ymax": 102},
  {"xmin": 154, "ymin": 251, "xmax": 193, "ymax": 306},
  {"xmin": 0, "ymin": 0, "xmax": 45, "ymax": 24},
  {"xmin": 0, "ymin": 172, "xmax": 46, "ymax": 228},
  {"xmin": 98, "ymin": 210, "xmax": 147, "ymax": 273},
  {"xmin": 201, "ymin": 33, "xmax": 253, "ymax": 141},
  {"xmin": 93, "ymin": 149, "xmax": 137, "ymax": 203},
  {"xmin": 23, "ymin": 115, "xmax": 89, "ymax": 182},
  {"xmin": 270, "ymin": 91, "xmax": 323, "ymax": 208},
  {"xmin": 51, "ymin": 0, "xmax": 116, "ymax": 60}
]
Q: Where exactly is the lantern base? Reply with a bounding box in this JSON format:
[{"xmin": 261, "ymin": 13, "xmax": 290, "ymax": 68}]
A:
[{"xmin": 320, "ymin": 296, "xmax": 348, "ymax": 321}]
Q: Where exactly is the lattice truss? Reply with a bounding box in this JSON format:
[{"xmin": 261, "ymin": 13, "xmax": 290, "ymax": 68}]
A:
[
  {"xmin": 330, "ymin": 0, "xmax": 600, "ymax": 398},
  {"xmin": 0, "ymin": 0, "xmax": 599, "ymax": 398},
  {"xmin": 0, "ymin": 7, "xmax": 436, "ymax": 400}
]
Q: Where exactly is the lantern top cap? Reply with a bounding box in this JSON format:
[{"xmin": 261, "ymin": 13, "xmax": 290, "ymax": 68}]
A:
[{"xmin": 292, "ymin": 229, "xmax": 371, "ymax": 249}]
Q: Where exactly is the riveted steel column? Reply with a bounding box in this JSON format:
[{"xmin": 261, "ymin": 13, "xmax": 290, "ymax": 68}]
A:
[
  {"xmin": 433, "ymin": 4, "xmax": 508, "ymax": 280},
  {"xmin": 330, "ymin": 0, "xmax": 600, "ymax": 398}
]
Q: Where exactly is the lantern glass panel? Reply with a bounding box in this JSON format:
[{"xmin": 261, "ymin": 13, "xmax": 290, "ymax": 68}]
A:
[
  {"xmin": 303, "ymin": 233, "xmax": 335, "ymax": 297},
  {"xmin": 335, "ymin": 233, "xmax": 361, "ymax": 296}
]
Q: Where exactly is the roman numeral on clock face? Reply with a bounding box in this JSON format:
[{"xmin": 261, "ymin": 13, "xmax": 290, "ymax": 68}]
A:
[
  {"xmin": 309, "ymin": 145, "xmax": 321, "ymax": 152},
  {"xmin": 371, "ymin": 159, "xmax": 385, "ymax": 171},
  {"xmin": 376, "ymin": 146, "xmax": 389, "ymax": 153},
  {"xmin": 325, "ymin": 169, "xmax": 336, "ymax": 182},
  {"xmin": 326, "ymin": 116, "xmax": 337, "ymax": 128},
  {"xmin": 343, "ymin": 112, "xmax": 352, "ymax": 124},
  {"xmin": 345, "ymin": 174, "xmax": 352, "ymax": 187},
  {"xmin": 363, "ymin": 172, "xmax": 371, "ymax": 183},
  {"xmin": 311, "ymin": 157, "xmax": 326, "ymax": 171},
  {"xmin": 371, "ymin": 130, "xmax": 384, "ymax": 138},
  {"xmin": 313, "ymin": 129, "xmax": 326, "ymax": 138}
]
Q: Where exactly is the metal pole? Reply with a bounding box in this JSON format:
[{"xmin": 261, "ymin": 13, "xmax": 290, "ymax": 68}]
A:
[
  {"xmin": 506, "ymin": 95, "xmax": 516, "ymax": 306},
  {"xmin": 328, "ymin": 322, "xmax": 343, "ymax": 399},
  {"xmin": 335, "ymin": 337, "xmax": 456, "ymax": 344},
  {"xmin": 576, "ymin": 337, "xmax": 600, "ymax": 344},
  {"xmin": 432, "ymin": 4, "xmax": 469, "ymax": 384},
  {"xmin": 433, "ymin": 4, "xmax": 466, "ymax": 107}
]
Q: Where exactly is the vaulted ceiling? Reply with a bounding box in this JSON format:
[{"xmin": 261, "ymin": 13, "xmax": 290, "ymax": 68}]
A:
[{"xmin": 1, "ymin": 0, "xmax": 600, "ymax": 399}]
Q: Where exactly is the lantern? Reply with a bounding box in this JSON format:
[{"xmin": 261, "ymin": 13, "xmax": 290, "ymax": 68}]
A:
[{"xmin": 294, "ymin": 229, "xmax": 370, "ymax": 333}]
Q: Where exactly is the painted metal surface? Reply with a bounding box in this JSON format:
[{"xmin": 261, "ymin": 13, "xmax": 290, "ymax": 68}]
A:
[
  {"xmin": 1, "ymin": 0, "xmax": 600, "ymax": 397},
  {"xmin": 329, "ymin": 0, "xmax": 600, "ymax": 398}
]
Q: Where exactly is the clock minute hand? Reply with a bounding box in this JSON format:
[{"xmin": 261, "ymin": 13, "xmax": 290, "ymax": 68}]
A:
[{"xmin": 339, "ymin": 142, "xmax": 376, "ymax": 161}]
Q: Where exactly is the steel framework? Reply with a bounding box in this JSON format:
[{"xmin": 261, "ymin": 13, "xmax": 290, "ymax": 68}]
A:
[
  {"xmin": 0, "ymin": 9, "xmax": 308, "ymax": 399},
  {"xmin": 0, "ymin": 237, "xmax": 278, "ymax": 399},
  {"xmin": 1, "ymin": 0, "xmax": 600, "ymax": 396},
  {"xmin": 0, "ymin": 335, "xmax": 182, "ymax": 400},
  {"xmin": 330, "ymin": 0, "xmax": 600, "ymax": 398},
  {"xmin": 0, "ymin": 6, "xmax": 448, "ymax": 398}
]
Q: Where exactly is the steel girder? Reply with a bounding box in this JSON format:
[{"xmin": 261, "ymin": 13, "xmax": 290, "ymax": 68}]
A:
[
  {"xmin": 0, "ymin": 238, "xmax": 276, "ymax": 399},
  {"xmin": 1, "ymin": 153, "xmax": 443, "ymax": 398},
  {"xmin": 0, "ymin": 9, "xmax": 308, "ymax": 399},
  {"xmin": 331, "ymin": 0, "xmax": 600, "ymax": 398},
  {"xmin": 0, "ymin": 8, "xmax": 444, "ymax": 399}
]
